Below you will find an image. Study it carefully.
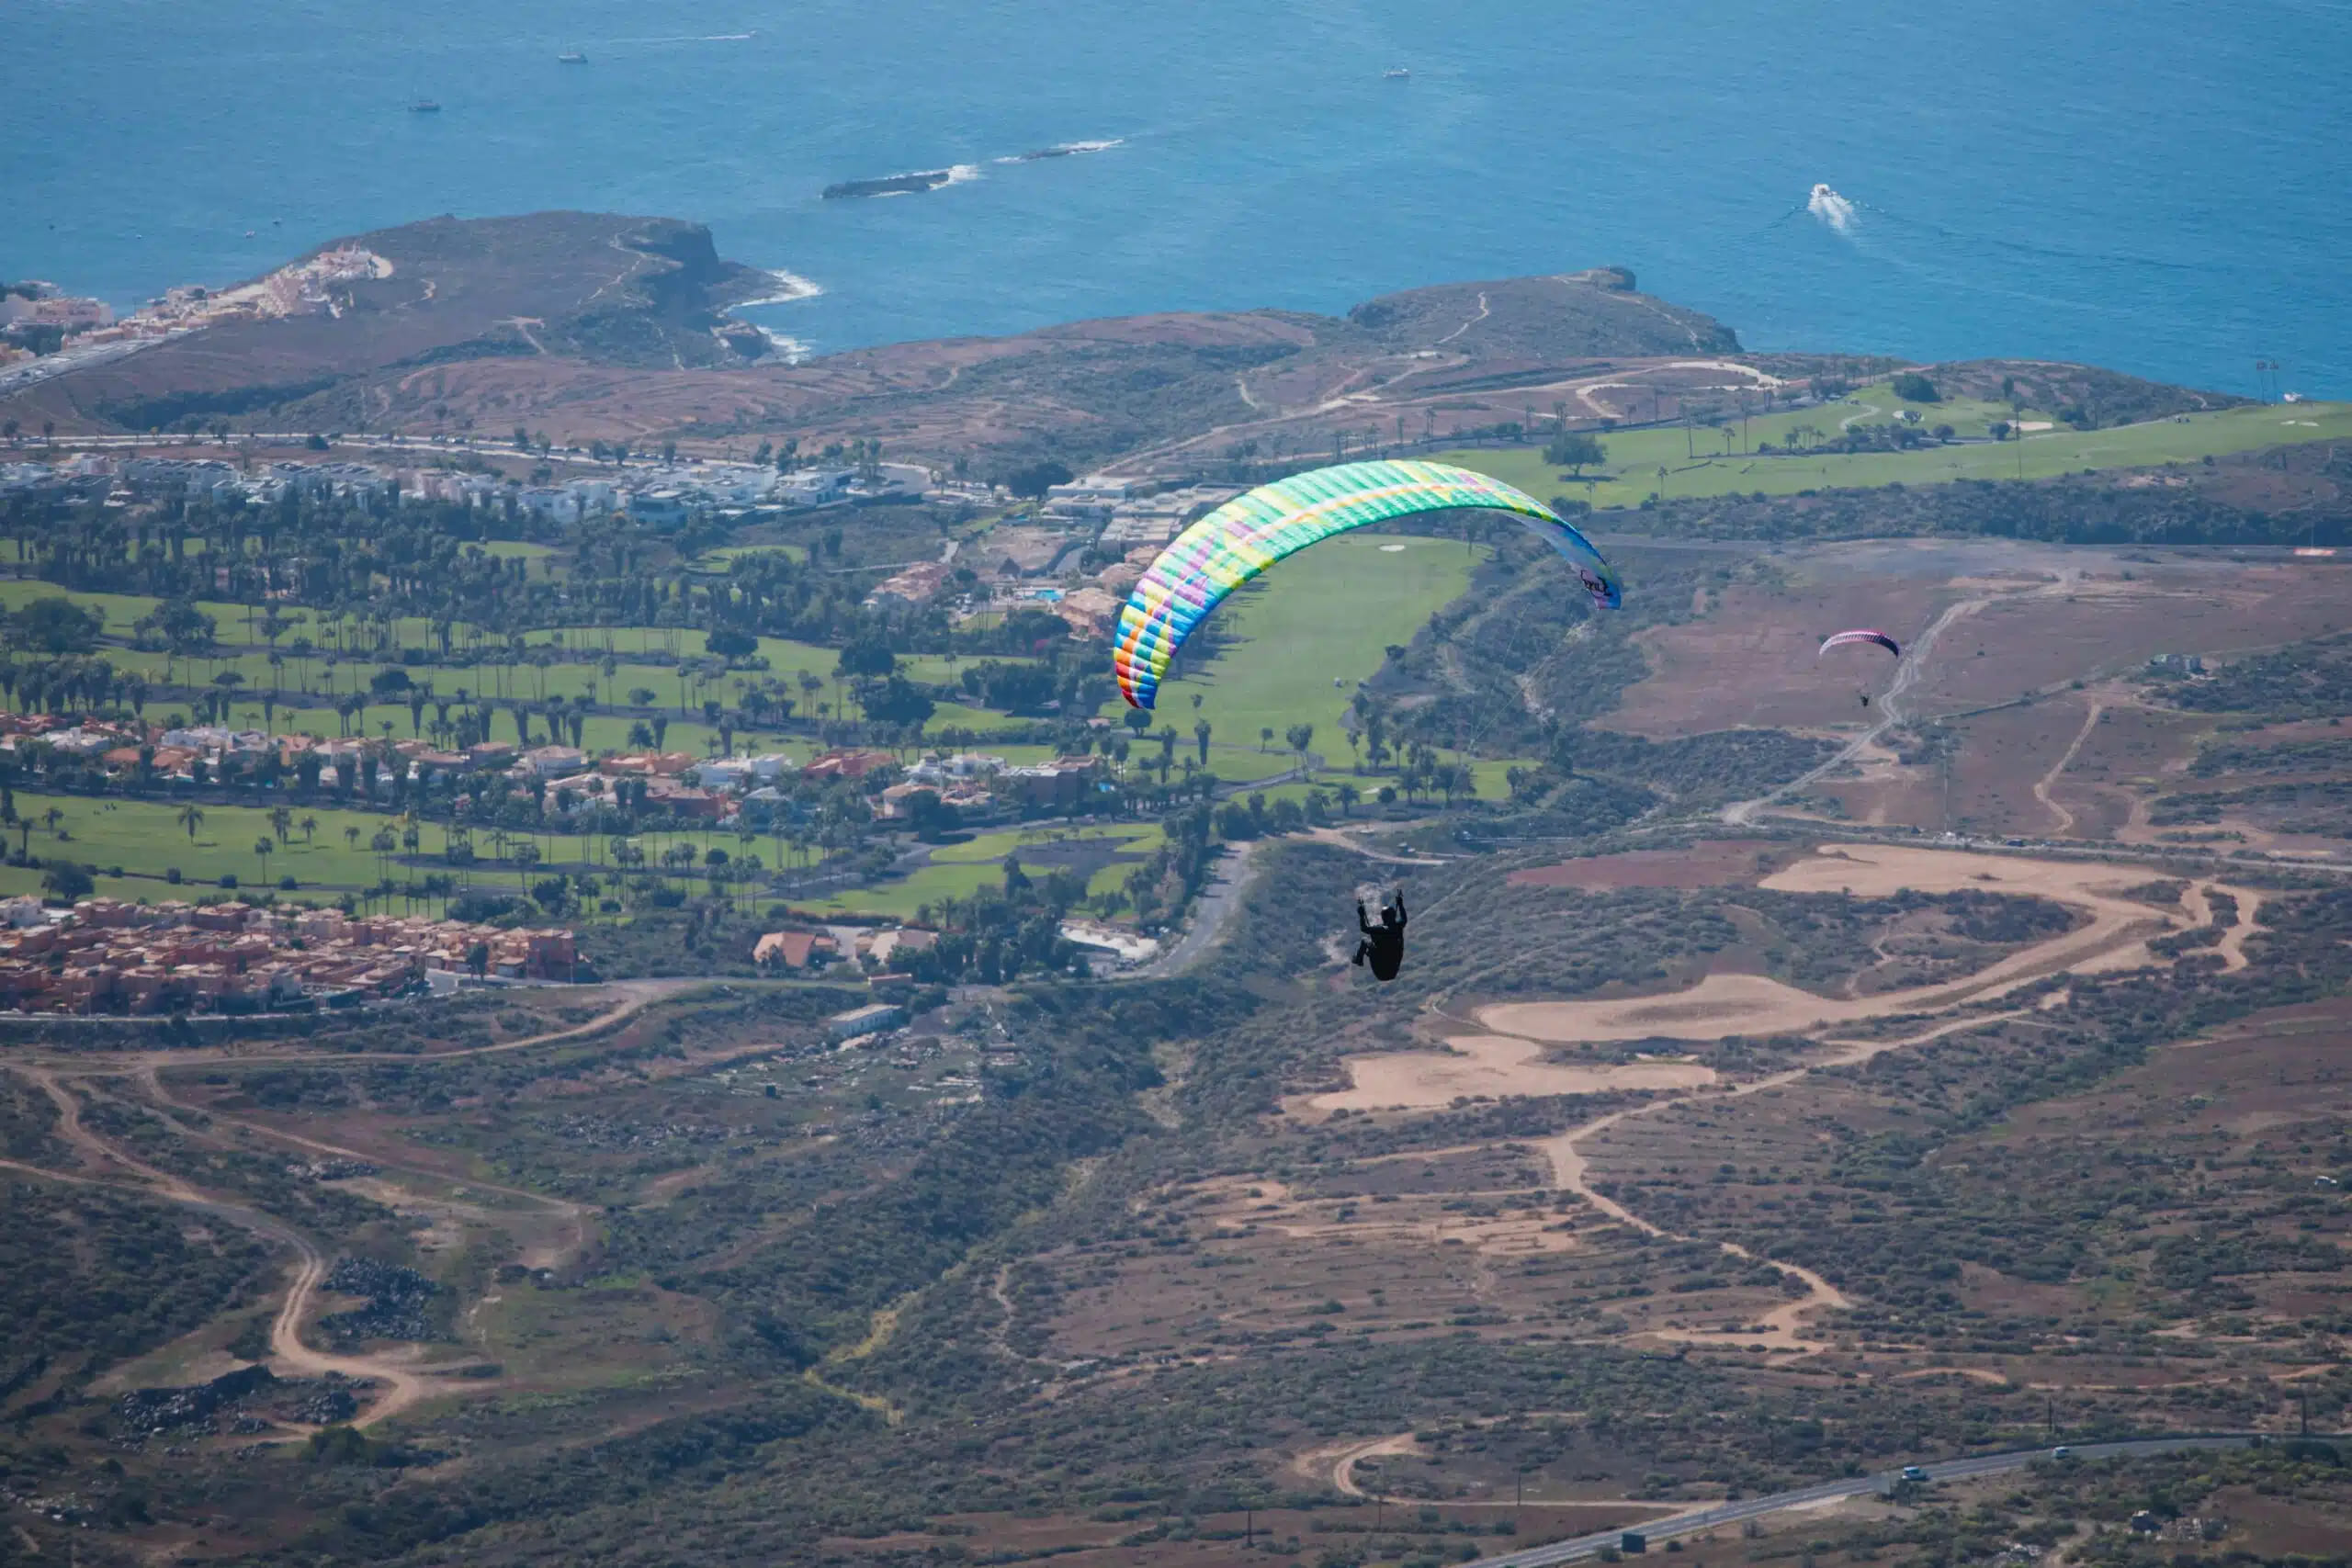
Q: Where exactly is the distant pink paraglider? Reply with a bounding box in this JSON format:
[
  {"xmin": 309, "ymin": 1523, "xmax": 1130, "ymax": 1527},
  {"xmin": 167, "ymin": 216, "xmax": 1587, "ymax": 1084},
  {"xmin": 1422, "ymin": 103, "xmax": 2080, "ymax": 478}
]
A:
[{"xmin": 1818, "ymin": 629, "xmax": 1901, "ymax": 659}]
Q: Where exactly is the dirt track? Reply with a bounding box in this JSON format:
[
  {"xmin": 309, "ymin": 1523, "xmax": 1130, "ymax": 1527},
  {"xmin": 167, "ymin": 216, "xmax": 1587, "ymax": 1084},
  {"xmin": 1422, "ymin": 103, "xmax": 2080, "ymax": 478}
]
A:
[
  {"xmin": 1309, "ymin": 841, "xmax": 2265, "ymax": 1354},
  {"xmin": 17, "ymin": 976, "xmax": 712, "ymax": 1076},
  {"xmin": 0, "ymin": 981, "xmax": 695, "ymax": 1431},
  {"xmin": 1296, "ymin": 1036, "xmax": 1714, "ymax": 1116},
  {"xmin": 1477, "ymin": 844, "xmax": 2248, "ymax": 1045},
  {"xmin": 1533, "ymin": 1008, "xmax": 2034, "ymax": 1352},
  {"xmin": 1, "ymin": 1065, "xmax": 440, "ymax": 1427}
]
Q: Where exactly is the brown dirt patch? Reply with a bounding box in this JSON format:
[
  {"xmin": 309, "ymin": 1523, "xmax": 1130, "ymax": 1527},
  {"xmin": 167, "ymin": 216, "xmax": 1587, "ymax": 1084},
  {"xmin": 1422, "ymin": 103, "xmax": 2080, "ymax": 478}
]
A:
[
  {"xmin": 1030, "ymin": 1162, "xmax": 1790, "ymax": 1361},
  {"xmin": 1604, "ymin": 581, "xmax": 1946, "ymax": 738},
  {"xmin": 1913, "ymin": 565, "xmax": 2352, "ymax": 714},
  {"xmin": 1295, "ymin": 1037, "xmax": 1717, "ymax": 1116},
  {"xmin": 1508, "ymin": 840, "xmax": 1782, "ymax": 890},
  {"xmin": 1479, "ymin": 845, "xmax": 2198, "ymax": 1043},
  {"xmin": 1939, "ymin": 698, "xmax": 2100, "ymax": 837}
]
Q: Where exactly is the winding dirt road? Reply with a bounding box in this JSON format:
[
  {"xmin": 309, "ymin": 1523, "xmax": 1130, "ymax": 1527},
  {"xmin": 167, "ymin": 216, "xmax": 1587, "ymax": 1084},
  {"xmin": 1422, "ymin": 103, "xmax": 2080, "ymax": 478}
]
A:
[
  {"xmin": 1722, "ymin": 592, "xmax": 1988, "ymax": 827},
  {"xmin": 0, "ymin": 980, "xmax": 707, "ymax": 1430},
  {"xmin": 1533, "ymin": 1010, "xmax": 2035, "ymax": 1352},
  {"xmin": 1367, "ymin": 841, "xmax": 2265, "ymax": 1355},
  {"xmin": 2033, "ymin": 698, "xmax": 2107, "ymax": 834},
  {"xmin": 2, "ymin": 1065, "xmax": 438, "ymax": 1427}
]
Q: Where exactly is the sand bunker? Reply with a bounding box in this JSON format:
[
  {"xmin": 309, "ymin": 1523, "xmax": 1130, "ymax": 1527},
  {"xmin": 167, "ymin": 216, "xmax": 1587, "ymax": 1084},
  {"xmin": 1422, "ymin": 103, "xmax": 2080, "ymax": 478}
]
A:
[{"xmin": 1301, "ymin": 1035, "xmax": 1716, "ymax": 1114}]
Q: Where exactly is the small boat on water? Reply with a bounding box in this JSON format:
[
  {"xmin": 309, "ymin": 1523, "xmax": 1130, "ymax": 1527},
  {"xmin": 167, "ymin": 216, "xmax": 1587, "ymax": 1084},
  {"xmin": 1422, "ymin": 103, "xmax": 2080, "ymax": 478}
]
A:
[
  {"xmin": 558, "ymin": 50, "xmax": 587, "ymax": 63},
  {"xmin": 408, "ymin": 98, "xmax": 441, "ymax": 112},
  {"xmin": 1383, "ymin": 65, "xmax": 1410, "ymax": 80}
]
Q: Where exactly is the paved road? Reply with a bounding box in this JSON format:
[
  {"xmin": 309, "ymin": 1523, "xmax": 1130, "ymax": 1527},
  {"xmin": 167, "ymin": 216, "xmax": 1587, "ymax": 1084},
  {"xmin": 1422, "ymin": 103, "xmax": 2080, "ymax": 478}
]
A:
[
  {"xmin": 1130, "ymin": 840, "xmax": 1258, "ymax": 979},
  {"xmin": 1470, "ymin": 1436, "xmax": 2263, "ymax": 1568}
]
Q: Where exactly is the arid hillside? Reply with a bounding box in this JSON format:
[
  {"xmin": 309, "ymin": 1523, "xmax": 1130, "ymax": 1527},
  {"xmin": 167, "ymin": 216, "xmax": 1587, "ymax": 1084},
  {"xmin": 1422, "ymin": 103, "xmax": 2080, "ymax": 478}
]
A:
[{"xmin": 0, "ymin": 214, "xmax": 1931, "ymax": 471}]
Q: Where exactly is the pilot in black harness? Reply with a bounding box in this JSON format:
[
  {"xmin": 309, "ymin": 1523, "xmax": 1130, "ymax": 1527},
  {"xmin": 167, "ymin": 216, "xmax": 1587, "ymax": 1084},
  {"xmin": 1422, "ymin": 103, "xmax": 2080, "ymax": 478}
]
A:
[{"xmin": 1351, "ymin": 891, "xmax": 1408, "ymax": 982}]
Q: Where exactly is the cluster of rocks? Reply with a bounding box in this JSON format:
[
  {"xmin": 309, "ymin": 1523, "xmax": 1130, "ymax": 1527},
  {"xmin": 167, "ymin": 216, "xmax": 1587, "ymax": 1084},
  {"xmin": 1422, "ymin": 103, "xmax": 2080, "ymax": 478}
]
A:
[
  {"xmin": 286, "ymin": 1158, "xmax": 379, "ymax": 1180},
  {"xmin": 527, "ymin": 1112, "xmax": 731, "ymax": 1152},
  {"xmin": 114, "ymin": 1364, "xmax": 277, "ymax": 1436},
  {"xmin": 282, "ymin": 1382, "xmax": 361, "ymax": 1425},
  {"xmin": 317, "ymin": 1258, "xmax": 442, "ymax": 1344}
]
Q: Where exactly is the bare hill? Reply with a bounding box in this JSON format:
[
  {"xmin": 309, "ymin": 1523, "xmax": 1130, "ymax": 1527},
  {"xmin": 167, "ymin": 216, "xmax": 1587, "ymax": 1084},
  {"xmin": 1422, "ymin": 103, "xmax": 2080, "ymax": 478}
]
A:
[
  {"xmin": 1345, "ymin": 266, "xmax": 1741, "ymax": 358},
  {"xmin": 0, "ymin": 215, "xmax": 2241, "ymax": 479},
  {"xmin": 9, "ymin": 212, "xmax": 775, "ymax": 434}
]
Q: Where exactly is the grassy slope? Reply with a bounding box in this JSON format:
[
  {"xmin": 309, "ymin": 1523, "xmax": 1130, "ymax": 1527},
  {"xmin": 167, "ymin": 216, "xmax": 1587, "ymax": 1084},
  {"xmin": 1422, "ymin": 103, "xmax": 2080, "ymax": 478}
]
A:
[
  {"xmin": 1438, "ymin": 398, "xmax": 2352, "ymax": 511},
  {"xmin": 8, "ymin": 791, "xmax": 457, "ymax": 892},
  {"xmin": 806, "ymin": 823, "xmax": 1168, "ymax": 919},
  {"xmin": 1129, "ymin": 532, "xmax": 1470, "ymax": 750}
]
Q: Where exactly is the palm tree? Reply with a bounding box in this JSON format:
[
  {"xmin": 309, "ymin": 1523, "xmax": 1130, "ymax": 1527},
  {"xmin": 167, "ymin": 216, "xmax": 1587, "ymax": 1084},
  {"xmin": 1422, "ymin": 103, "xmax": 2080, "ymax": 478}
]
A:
[
  {"xmin": 299, "ymin": 814, "xmax": 317, "ymax": 844},
  {"xmin": 1284, "ymin": 723, "xmax": 1316, "ymax": 777},
  {"xmin": 1260, "ymin": 726, "xmax": 1275, "ymax": 753},
  {"xmin": 254, "ymin": 836, "xmax": 275, "ymax": 885},
  {"xmin": 344, "ymin": 824, "xmax": 360, "ymax": 852},
  {"xmin": 269, "ymin": 806, "xmax": 292, "ymax": 842},
  {"xmin": 175, "ymin": 804, "xmax": 206, "ymax": 843}
]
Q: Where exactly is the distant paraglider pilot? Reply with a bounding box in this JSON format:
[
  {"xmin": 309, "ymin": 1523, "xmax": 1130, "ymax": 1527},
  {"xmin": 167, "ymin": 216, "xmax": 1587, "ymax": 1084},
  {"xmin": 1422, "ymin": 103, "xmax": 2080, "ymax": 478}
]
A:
[{"xmin": 1352, "ymin": 891, "xmax": 1408, "ymax": 981}]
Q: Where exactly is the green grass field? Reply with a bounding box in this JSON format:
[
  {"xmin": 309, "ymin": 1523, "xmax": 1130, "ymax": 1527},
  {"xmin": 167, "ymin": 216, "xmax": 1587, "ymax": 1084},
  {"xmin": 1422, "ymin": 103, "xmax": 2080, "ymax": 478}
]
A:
[
  {"xmin": 1119, "ymin": 532, "xmax": 1476, "ymax": 752},
  {"xmin": 1439, "ymin": 399, "xmax": 2352, "ymax": 511},
  {"xmin": 807, "ymin": 823, "xmax": 1165, "ymax": 919},
  {"xmin": 693, "ymin": 544, "xmax": 808, "ymax": 569},
  {"xmin": 7, "ymin": 791, "xmax": 458, "ymax": 894}
]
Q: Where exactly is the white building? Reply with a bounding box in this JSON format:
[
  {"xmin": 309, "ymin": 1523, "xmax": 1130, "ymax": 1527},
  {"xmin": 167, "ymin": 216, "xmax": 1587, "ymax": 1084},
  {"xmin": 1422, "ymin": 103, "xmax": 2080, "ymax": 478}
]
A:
[
  {"xmin": 690, "ymin": 752, "xmax": 798, "ymax": 791},
  {"xmin": 1099, "ymin": 486, "xmax": 1238, "ymax": 548},
  {"xmin": 1043, "ymin": 474, "xmax": 1133, "ymax": 526},
  {"xmin": 689, "ymin": 464, "xmax": 780, "ymax": 506},
  {"xmin": 779, "ymin": 468, "xmax": 854, "ymax": 507},
  {"xmin": 1058, "ymin": 920, "xmax": 1160, "ymax": 967},
  {"xmin": 905, "ymin": 751, "xmax": 1008, "ymax": 787},
  {"xmin": 517, "ymin": 486, "xmax": 582, "ymax": 524},
  {"xmin": 565, "ymin": 478, "xmax": 618, "ymax": 515}
]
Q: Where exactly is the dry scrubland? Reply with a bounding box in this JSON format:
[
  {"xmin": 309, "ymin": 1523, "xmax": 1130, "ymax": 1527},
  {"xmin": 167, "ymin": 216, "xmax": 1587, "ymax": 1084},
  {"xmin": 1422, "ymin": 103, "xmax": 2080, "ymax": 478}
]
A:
[
  {"xmin": 8, "ymin": 519, "xmax": 2352, "ymax": 1564},
  {"xmin": 6, "ymin": 735, "xmax": 2352, "ymax": 1564}
]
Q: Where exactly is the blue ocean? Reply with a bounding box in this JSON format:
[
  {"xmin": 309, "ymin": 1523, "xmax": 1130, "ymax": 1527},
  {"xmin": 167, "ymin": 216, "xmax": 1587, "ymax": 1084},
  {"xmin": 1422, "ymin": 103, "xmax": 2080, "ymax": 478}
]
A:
[{"xmin": 6, "ymin": 0, "xmax": 2348, "ymax": 396}]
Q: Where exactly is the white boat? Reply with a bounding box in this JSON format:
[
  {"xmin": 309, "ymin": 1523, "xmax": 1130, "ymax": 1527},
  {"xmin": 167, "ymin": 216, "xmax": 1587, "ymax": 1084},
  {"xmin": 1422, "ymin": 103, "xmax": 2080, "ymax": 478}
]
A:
[{"xmin": 1384, "ymin": 66, "xmax": 1410, "ymax": 80}]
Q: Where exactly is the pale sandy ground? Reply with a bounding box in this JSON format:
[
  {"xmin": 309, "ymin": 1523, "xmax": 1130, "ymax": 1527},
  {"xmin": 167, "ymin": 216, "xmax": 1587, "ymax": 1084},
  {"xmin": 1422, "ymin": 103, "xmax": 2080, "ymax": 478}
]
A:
[
  {"xmin": 1477, "ymin": 844, "xmax": 2239, "ymax": 1043},
  {"xmin": 1297, "ymin": 1035, "xmax": 1716, "ymax": 1115},
  {"xmin": 1290, "ymin": 844, "xmax": 2266, "ymax": 1358}
]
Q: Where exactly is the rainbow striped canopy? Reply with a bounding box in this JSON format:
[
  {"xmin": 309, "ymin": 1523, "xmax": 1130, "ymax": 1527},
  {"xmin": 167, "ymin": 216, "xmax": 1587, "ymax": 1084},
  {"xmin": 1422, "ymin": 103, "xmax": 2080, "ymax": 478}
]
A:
[{"xmin": 1112, "ymin": 459, "xmax": 1620, "ymax": 709}]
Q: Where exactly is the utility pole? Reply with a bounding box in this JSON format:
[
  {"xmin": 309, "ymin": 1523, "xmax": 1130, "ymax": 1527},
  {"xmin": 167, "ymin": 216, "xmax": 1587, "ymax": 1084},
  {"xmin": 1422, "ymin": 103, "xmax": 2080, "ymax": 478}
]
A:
[{"xmin": 2047, "ymin": 1394, "xmax": 2056, "ymax": 1438}]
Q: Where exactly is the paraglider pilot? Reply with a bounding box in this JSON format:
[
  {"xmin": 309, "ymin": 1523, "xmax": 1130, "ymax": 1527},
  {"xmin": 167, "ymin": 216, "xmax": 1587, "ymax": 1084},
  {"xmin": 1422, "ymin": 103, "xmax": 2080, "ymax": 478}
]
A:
[{"xmin": 1352, "ymin": 891, "xmax": 1408, "ymax": 982}]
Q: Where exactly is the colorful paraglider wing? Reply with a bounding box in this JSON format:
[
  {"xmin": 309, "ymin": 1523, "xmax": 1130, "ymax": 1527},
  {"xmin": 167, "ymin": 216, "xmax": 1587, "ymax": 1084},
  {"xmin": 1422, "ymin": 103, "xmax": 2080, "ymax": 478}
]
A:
[
  {"xmin": 1112, "ymin": 459, "xmax": 1620, "ymax": 709},
  {"xmin": 1818, "ymin": 629, "xmax": 1901, "ymax": 659}
]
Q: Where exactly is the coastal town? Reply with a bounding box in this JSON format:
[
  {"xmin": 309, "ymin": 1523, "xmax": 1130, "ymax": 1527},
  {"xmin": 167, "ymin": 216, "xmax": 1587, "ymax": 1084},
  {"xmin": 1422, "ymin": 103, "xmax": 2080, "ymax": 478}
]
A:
[
  {"xmin": 0, "ymin": 699, "xmax": 1113, "ymax": 829},
  {"xmin": 0, "ymin": 894, "xmax": 576, "ymax": 1015},
  {"xmin": 0, "ymin": 439, "xmax": 1225, "ymax": 537},
  {"xmin": 0, "ymin": 444, "xmax": 1238, "ymax": 637}
]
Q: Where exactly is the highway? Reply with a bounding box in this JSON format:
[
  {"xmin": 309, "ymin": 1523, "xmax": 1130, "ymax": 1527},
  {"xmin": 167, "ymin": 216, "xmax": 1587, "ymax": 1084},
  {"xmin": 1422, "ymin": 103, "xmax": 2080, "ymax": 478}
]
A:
[{"xmin": 1469, "ymin": 1435, "xmax": 2263, "ymax": 1568}]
